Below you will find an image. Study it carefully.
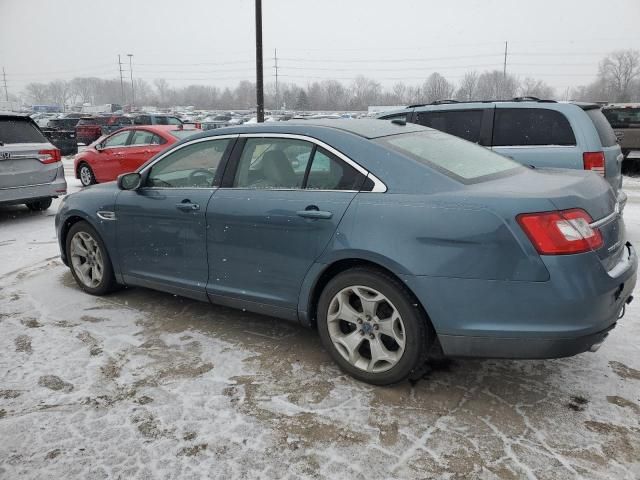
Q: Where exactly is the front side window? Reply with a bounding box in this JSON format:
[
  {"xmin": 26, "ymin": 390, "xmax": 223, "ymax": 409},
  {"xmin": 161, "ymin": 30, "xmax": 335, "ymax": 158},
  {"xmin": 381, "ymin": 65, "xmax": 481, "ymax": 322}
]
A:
[
  {"xmin": 306, "ymin": 147, "xmax": 364, "ymax": 190},
  {"xmin": 415, "ymin": 110, "xmax": 483, "ymax": 143},
  {"xmin": 377, "ymin": 130, "xmax": 521, "ymax": 183},
  {"xmin": 233, "ymin": 138, "xmax": 313, "ymax": 189},
  {"xmin": 492, "ymin": 108, "xmax": 576, "ymax": 146},
  {"xmin": 147, "ymin": 139, "xmax": 230, "ymax": 188},
  {"xmin": 103, "ymin": 130, "xmax": 131, "ymax": 147}
]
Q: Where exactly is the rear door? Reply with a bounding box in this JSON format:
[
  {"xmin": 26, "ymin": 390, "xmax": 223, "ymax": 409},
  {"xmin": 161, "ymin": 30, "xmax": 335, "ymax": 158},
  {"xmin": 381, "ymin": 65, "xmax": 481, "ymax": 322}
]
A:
[
  {"xmin": 206, "ymin": 135, "xmax": 367, "ymax": 314},
  {"xmin": 0, "ymin": 116, "xmax": 57, "ymax": 189},
  {"xmin": 122, "ymin": 130, "xmax": 166, "ymax": 173},
  {"xmin": 491, "ymin": 106, "xmax": 582, "ymax": 169}
]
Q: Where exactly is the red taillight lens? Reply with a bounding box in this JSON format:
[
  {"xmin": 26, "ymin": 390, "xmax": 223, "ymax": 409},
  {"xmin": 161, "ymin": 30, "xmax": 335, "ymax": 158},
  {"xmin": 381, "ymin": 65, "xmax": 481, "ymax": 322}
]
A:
[
  {"xmin": 517, "ymin": 208, "xmax": 603, "ymax": 255},
  {"xmin": 38, "ymin": 149, "xmax": 61, "ymax": 164},
  {"xmin": 583, "ymin": 151, "xmax": 605, "ymax": 176},
  {"xmin": 194, "ymin": 122, "xmax": 201, "ymax": 129}
]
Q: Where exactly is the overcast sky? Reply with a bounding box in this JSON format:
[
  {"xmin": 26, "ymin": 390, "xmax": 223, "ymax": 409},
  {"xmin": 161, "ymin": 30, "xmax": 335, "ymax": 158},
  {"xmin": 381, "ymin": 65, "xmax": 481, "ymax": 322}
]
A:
[{"xmin": 1, "ymin": 0, "xmax": 639, "ymax": 95}]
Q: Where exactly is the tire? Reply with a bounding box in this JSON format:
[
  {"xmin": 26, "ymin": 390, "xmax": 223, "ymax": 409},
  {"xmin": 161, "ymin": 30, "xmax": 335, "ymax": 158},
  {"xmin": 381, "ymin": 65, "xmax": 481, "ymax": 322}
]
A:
[
  {"xmin": 78, "ymin": 163, "xmax": 96, "ymax": 187},
  {"xmin": 65, "ymin": 221, "xmax": 117, "ymax": 295},
  {"xmin": 317, "ymin": 267, "xmax": 431, "ymax": 386},
  {"xmin": 26, "ymin": 198, "xmax": 53, "ymax": 211}
]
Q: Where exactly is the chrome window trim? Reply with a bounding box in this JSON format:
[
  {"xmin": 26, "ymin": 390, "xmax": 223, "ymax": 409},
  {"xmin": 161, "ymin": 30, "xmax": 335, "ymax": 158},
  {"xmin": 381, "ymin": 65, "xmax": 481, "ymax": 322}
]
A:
[
  {"xmin": 238, "ymin": 133, "xmax": 387, "ymax": 193},
  {"xmin": 492, "ymin": 145, "xmax": 576, "ymax": 149}
]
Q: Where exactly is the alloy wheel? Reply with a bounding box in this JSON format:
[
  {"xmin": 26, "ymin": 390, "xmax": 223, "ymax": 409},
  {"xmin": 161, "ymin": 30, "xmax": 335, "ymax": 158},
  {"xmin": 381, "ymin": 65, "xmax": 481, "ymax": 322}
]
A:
[{"xmin": 70, "ymin": 231, "xmax": 104, "ymax": 288}]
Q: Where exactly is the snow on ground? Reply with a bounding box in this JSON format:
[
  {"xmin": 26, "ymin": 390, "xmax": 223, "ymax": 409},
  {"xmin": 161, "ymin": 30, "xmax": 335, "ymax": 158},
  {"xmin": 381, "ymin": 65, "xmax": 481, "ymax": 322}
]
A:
[{"xmin": 0, "ymin": 165, "xmax": 639, "ymax": 479}]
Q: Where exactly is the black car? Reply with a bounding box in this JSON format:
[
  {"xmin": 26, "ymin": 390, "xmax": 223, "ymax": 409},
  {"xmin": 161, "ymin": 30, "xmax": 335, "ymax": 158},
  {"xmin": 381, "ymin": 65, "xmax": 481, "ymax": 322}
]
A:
[{"xmin": 41, "ymin": 118, "xmax": 80, "ymax": 155}]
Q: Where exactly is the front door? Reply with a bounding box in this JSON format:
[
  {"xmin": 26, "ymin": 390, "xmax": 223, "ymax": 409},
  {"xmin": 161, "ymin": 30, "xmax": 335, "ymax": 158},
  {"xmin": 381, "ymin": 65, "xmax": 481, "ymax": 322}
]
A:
[
  {"xmin": 206, "ymin": 137, "xmax": 367, "ymax": 313},
  {"xmin": 116, "ymin": 137, "xmax": 234, "ymax": 299},
  {"xmin": 93, "ymin": 130, "xmax": 132, "ymax": 182}
]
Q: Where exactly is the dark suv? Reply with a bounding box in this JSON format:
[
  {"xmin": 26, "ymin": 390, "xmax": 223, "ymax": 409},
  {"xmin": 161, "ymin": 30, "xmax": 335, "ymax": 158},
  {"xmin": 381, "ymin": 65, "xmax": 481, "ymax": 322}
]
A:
[
  {"xmin": 75, "ymin": 115, "xmax": 133, "ymax": 145},
  {"xmin": 379, "ymin": 98, "xmax": 625, "ymax": 204},
  {"xmin": 132, "ymin": 114, "xmax": 182, "ymax": 126}
]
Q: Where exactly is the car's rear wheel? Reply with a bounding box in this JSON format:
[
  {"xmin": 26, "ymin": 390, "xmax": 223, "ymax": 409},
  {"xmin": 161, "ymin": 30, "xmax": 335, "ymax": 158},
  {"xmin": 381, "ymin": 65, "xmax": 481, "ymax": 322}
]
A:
[
  {"xmin": 66, "ymin": 221, "xmax": 117, "ymax": 295},
  {"xmin": 26, "ymin": 198, "xmax": 53, "ymax": 211},
  {"xmin": 317, "ymin": 267, "xmax": 430, "ymax": 385},
  {"xmin": 78, "ymin": 163, "xmax": 96, "ymax": 187}
]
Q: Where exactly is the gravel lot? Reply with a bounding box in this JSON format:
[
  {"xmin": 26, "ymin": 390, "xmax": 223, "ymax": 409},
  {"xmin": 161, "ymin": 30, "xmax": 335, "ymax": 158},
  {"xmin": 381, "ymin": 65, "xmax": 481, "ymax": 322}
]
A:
[{"xmin": 1, "ymin": 165, "xmax": 639, "ymax": 479}]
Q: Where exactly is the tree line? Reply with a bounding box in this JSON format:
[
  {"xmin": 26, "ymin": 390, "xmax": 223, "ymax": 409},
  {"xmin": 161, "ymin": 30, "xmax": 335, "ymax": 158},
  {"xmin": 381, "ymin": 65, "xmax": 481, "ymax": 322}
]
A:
[{"xmin": 19, "ymin": 49, "xmax": 640, "ymax": 111}]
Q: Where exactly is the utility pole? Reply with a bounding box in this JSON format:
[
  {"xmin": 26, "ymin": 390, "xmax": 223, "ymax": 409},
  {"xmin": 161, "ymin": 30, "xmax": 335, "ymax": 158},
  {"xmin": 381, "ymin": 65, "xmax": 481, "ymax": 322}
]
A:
[
  {"xmin": 127, "ymin": 54, "xmax": 135, "ymax": 110},
  {"xmin": 2, "ymin": 67, "xmax": 8, "ymax": 102},
  {"xmin": 274, "ymin": 48, "xmax": 279, "ymax": 111},
  {"xmin": 502, "ymin": 41, "xmax": 508, "ymax": 99},
  {"xmin": 118, "ymin": 55, "xmax": 126, "ymax": 105},
  {"xmin": 255, "ymin": 0, "xmax": 264, "ymax": 122}
]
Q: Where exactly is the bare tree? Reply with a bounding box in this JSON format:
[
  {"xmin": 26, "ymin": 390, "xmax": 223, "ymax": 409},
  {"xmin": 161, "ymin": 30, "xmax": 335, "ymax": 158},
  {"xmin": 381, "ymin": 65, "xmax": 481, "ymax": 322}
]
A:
[
  {"xmin": 154, "ymin": 78, "xmax": 171, "ymax": 106},
  {"xmin": 47, "ymin": 80, "xmax": 71, "ymax": 109},
  {"xmin": 455, "ymin": 71, "xmax": 479, "ymax": 101},
  {"xmin": 24, "ymin": 83, "xmax": 50, "ymax": 104},
  {"xmin": 598, "ymin": 49, "xmax": 640, "ymax": 102},
  {"xmin": 422, "ymin": 73, "xmax": 454, "ymax": 103},
  {"xmin": 349, "ymin": 75, "xmax": 381, "ymax": 110},
  {"xmin": 519, "ymin": 78, "xmax": 555, "ymax": 99},
  {"xmin": 475, "ymin": 70, "xmax": 519, "ymax": 100}
]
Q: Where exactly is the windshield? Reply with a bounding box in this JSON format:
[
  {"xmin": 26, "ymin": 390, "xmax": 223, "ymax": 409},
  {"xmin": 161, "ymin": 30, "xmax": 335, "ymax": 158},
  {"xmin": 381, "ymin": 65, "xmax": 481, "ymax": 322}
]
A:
[{"xmin": 377, "ymin": 130, "xmax": 521, "ymax": 182}]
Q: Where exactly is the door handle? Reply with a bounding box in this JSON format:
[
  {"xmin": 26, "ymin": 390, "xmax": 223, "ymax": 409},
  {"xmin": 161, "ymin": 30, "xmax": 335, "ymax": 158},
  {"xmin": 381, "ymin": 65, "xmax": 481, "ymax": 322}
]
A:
[
  {"xmin": 176, "ymin": 200, "xmax": 200, "ymax": 211},
  {"xmin": 296, "ymin": 207, "xmax": 333, "ymax": 219}
]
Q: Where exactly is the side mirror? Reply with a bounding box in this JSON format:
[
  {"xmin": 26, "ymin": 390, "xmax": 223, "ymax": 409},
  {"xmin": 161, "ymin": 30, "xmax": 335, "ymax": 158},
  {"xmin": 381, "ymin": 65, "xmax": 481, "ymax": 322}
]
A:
[
  {"xmin": 117, "ymin": 172, "xmax": 142, "ymax": 190},
  {"xmin": 95, "ymin": 143, "xmax": 104, "ymax": 152}
]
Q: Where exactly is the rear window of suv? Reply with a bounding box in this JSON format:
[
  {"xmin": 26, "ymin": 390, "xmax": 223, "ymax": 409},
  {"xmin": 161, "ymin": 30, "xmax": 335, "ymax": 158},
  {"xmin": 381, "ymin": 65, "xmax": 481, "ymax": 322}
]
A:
[
  {"xmin": 586, "ymin": 108, "xmax": 618, "ymax": 147},
  {"xmin": 0, "ymin": 117, "xmax": 48, "ymax": 144},
  {"xmin": 492, "ymin": 108, "xmax": 576, "ymax": 146},
  {"xmin": 377, "ymin": 129, "xmax": 521, "ymax": 183},
  {"xmin": 602, "ymin": 107, "xmax": 640, "ymax": 128}
]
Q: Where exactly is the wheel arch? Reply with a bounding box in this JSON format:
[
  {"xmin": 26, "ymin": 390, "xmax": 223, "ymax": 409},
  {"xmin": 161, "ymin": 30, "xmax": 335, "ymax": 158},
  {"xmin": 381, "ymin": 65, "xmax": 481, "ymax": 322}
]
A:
[{"xmin": 301, "ymin": 255, "xmax": 433, "ymax": 334}]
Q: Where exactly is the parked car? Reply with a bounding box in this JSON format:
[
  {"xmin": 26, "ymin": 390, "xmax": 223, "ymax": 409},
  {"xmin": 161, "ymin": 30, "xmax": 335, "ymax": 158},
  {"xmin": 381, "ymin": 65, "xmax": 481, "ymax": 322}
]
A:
[
  {"xmin": 73, "ymin": 125, "xmax": 200, "ymax": 186},
  {"xmin": 1, "ymin": 112, "xmax": 66, "ymax": 210},
  {"xmin": 379, "ymin": 98, "xmax": 626, "ymax": 207},
  {"xmin": 56, "ymin": 119, "xmax": 636, "ymax": 385},
  {"xmin": 75, "ymin": 115, "xmax": 133, "ymax": 145},
  {"xmin": 41, "ymin": 117, "xmax": 80, "ymax": 155},
  {"xmin": 132, "ymin": 114, "xmax": 183, "ymax": 126},
  {"xmin": 602, "ymin": 104, "xmax": 640, "ymax": 172}
]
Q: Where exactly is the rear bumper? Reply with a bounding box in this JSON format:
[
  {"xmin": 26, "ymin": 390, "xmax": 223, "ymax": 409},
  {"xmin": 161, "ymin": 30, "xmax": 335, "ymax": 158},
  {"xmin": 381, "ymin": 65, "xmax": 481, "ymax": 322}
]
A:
[
  {"xmin": 403, "ymin": 242, "xmax": 638, "ymax": 359},
  {"xmin": 0, "ymin": 164, "xmax": 67, "ymax": 205}
]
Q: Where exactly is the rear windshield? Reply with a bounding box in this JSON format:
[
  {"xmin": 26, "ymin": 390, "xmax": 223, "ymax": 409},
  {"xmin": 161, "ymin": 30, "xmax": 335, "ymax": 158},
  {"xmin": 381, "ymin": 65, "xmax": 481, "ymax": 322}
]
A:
[
  {"xmin": 48, "ymin": 118, "xmax": 80, "ymax": 129},
  {"xmin": 169, "ymin": 129, "xmax": 201, "ymax": 140},
  {"xmin": 377, "ymin": 130, "xmax": 521, "ymax": 183},
  {"xmin": 155, "ymin": 116, "xmax": 182, "ymax": 125},
  {"xmin": 0, "ymin": 117, "xmax": 48, "ymax": 144},
  {"xmin": 586, "ymin": 108, "xmax": 618, "ymax": 147},
  {"xmin": 602, "ymin": 107, "xmax": 640, "ymax": 128}
]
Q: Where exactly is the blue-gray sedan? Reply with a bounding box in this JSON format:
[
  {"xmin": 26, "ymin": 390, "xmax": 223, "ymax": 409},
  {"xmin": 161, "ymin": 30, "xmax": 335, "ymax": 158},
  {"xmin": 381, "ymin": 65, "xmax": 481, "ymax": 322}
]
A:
[{"xmin": 55, "ymin": 119, "xmax": 637, "ymax": 385}]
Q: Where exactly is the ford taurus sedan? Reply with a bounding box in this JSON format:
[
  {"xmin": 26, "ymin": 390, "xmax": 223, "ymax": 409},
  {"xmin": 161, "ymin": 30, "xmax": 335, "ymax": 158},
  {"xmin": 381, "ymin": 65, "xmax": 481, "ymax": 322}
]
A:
[{"xmin": 55, "ymin": 119, "xmax": 637, "ymax": 385}]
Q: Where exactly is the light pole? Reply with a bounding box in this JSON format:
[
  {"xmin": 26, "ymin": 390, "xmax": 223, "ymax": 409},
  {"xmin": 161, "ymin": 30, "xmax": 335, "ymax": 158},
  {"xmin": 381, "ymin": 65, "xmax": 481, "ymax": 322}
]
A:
[
  {"xmin": 127, "ymin": 54, "xmax": 135, "ymax": 110},
  {"xmin": 255, "ymin": 0, "xmax": 264, "ymax": 122}
]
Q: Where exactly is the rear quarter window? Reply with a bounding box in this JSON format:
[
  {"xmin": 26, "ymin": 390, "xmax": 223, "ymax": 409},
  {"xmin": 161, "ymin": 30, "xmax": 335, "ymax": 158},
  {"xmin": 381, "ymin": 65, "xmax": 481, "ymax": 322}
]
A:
[
  {"xmin": 377, "ymin": 130, "xmax": 521, "ymax": 183},
  {"xmin": 602, "ymin": 107, "xmax": 640, "ymax": 128},
  {"xmin": 586, "ymin": 108, "xmax": 618, "ymax": 147},
  {"xmin": 0, "ymin": 118, "xmax": 48, "ymax": 144},
  {"xmin": 493, "ymin": 108, "xmax": 576, "ymax": 146}
]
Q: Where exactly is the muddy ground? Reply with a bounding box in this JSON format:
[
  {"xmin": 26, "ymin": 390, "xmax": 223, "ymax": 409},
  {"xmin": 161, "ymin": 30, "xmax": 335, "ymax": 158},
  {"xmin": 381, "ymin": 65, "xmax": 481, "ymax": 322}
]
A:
[{"xmin": 0, "ymin": 169, "xmax": 639, "ymax": 479}]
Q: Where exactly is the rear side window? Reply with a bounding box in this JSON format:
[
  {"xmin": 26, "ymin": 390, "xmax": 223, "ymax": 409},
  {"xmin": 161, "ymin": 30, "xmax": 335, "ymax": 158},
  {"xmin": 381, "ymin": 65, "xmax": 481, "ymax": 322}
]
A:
[
  {"xmin": 493, "ymin": 108, "xmax": 576, "ymax": 146},
  {"xmin": 306, "ymin": 147, "xmax": 364, "ymax": 191},
  {"xmin": 415, "ymin": 110, "xmax": 483, "ymax": 143},
  {"xmin": 586, "ymin": 108, "xmax": 618, "ymax": 147},
  {"xmin": 377, "ymin": 130, "xmax": 521, "ymax": 183},
  {"xmin": 0, "ymin": 118, "xmax": 48, "ymax": 144}
]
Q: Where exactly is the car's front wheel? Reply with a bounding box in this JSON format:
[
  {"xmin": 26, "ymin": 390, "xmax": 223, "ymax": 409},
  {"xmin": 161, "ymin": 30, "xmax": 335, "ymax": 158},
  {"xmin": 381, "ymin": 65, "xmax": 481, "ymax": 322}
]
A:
[
  {"xmin": 78, "ymin": 163, "xmax": 96, "ymax": 187},
  {"xmin": 66, "ymin": 221, "xmax": 117, "ymax": 295},
  {"xmin": 26, "ymin": 198, "xmax": 53, "ymax": 211},
  {"xmin": 317, "ymin": 267, "xmax": 431, "ymax": 385}
]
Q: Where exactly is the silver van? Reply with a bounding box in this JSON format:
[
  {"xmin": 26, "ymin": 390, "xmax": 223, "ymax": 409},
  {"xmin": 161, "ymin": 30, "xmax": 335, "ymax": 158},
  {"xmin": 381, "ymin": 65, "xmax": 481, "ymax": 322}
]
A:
[{"xmin": 0, "ymin": 113, "xmax": 67, "ymax": 211}]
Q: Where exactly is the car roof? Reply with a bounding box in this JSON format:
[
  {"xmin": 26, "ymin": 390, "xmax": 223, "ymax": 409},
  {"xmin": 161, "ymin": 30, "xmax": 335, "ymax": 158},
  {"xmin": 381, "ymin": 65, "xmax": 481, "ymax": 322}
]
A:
[
  {"xmin": 206, "ymin": 119, "xmax": 427, "ymax": 140},
  {"xmin": 0, "ymin": 111, "xmax": 32, "ymax": 118},
  {"xmin": 380, "ymin": 100, "xmax": 602, "ymax": 116}
]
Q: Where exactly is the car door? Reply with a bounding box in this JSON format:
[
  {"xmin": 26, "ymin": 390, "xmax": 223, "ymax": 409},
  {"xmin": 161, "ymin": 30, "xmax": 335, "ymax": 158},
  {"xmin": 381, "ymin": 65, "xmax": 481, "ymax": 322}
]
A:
[
  {"xmin": 116, "ymin": 136, "xmax": 235, "ymax": 300},
  {"xmin": 92, "ymin": 130, "xmax": 133, "ymax": 182},
  {"xmin": 205, "ymin": 135, "xmax": 367, "ymax": 317},
  {"xmin": 122, "ymin": 130, "xmax": 166, "ymax": 173}
]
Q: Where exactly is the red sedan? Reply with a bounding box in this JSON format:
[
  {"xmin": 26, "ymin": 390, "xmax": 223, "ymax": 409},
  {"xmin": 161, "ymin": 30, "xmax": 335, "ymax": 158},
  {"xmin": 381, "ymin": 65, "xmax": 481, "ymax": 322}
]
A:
[{"xmin": 74, "ymin": 125, "xmax": 200, "ymax": 186}]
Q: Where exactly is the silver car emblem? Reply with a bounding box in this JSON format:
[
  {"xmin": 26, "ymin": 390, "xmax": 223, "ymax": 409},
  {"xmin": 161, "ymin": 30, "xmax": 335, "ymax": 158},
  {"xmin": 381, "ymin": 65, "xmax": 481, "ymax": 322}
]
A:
[{"xmin": 0, "ymin": 152, "xmax": 10, "ymax": 160}]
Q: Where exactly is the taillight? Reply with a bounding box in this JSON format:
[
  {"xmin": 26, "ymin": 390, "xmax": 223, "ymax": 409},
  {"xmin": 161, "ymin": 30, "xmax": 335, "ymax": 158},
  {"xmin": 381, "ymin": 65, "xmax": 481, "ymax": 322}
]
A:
[
  {"xmin": 38, "ymin": 149, "xmax": 61, "ymax": 164},
  {"xmin": 194, "ymin": 122, "xmax": 201, "ymax": 129},
  {"xmin": 583, "ymin": 151, "xmax": 605, "ymax": 176},
  {"xmin": 517, "ymin": 208, "xmax": 603, "ymax": 255}
]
